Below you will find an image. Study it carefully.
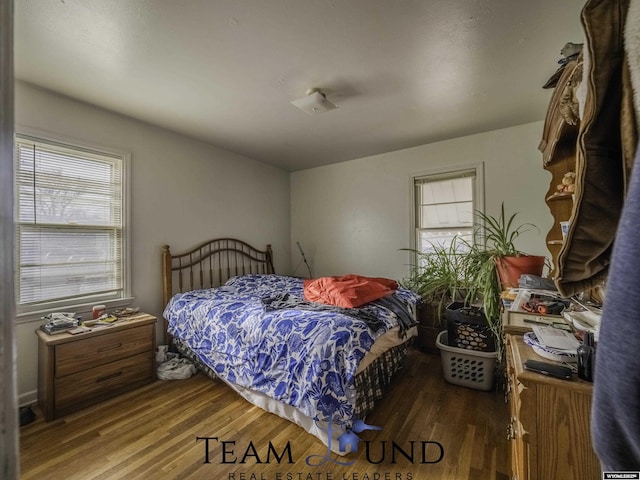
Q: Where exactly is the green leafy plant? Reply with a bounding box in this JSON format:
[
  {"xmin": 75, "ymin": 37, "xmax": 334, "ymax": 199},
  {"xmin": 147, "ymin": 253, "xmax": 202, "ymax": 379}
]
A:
[
  {"xmin": 402, "ymin": 237, "xmax": 480, "ymax": 328},
  {"xmin": 459, "ymin": 242, "xmax": 501, "ymax": 324},
  {"xmin": 403, "ymin": 203, "xmax": 543, "ymax": 367},
  {"xmin": 465, "ymin": 203, "xmax": 544, "ymax": 366},
  {"xmin": 473, "ymin": 202, "xmax": 538, "ymax": 256},
  {"xmin": 470, "ymin": 244, "xmax": 507, "ymax": 385}
]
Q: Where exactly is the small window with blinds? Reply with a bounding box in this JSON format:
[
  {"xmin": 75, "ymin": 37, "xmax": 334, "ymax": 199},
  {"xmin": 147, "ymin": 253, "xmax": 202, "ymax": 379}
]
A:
[
  {"xmin": 414, "ymin": 169, "xmax": 478, "ymax": 255},
  {"xmin": 15, "ymin": 134, "xmax": 127, "ymax": 312}
]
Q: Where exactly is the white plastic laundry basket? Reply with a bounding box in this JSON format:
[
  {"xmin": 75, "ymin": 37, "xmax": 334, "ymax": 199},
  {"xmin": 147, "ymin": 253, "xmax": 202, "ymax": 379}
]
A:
[{"xmin": 436, "ymin": 331, "xmax": 497, "ymax": 391}]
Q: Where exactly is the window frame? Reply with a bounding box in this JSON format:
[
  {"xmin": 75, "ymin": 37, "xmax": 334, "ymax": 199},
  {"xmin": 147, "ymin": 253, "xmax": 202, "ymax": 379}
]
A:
[
  {"xmin": 14, "ymin": 127, "xmax": 132, "ymax": 322},
  {"xmin": 409, "ymin": 162, "xmax": 485, "ymax": 259}
]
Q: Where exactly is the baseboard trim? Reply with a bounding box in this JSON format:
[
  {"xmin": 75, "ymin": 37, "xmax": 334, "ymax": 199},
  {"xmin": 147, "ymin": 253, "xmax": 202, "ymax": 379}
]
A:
[{"xmin": 19, "ymin": 389, "xmax": 37, "ymax": 407}]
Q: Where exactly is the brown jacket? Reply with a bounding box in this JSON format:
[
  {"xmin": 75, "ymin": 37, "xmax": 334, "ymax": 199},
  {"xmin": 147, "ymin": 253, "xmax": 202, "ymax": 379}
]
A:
[{"xmin": 554, "ymin": 0, "xmax": 638, "ymax": 297}]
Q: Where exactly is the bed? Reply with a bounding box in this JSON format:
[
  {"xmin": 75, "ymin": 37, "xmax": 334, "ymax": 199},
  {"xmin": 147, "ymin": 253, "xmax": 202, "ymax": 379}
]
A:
[{"xmin": 161, "ymin": 238, "xmax": 420, "ymax": 454}]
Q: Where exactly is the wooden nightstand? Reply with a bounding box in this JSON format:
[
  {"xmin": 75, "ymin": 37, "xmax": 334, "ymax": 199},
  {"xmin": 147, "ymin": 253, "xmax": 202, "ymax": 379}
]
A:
[{"xmin": 36, "ymin": 313, "xmax": 157, "ymax": 421}]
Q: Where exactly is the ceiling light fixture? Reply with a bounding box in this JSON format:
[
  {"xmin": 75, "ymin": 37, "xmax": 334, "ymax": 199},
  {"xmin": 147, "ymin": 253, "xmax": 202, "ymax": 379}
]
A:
[{"xmin": 291, "ymin": 88, "xmax": 337, "ymax": 115}]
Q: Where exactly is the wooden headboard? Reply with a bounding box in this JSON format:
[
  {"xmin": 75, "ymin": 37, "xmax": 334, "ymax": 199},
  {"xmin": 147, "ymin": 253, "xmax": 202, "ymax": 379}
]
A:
[{"xmin": 162, "ymin": 238, "xmax": 275, "ymax": 308}]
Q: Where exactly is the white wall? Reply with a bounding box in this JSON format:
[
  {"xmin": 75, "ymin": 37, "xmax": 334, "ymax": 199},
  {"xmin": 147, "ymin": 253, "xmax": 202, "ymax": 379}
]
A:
[
  {"xmin": 291, "ymin": 121, "xmax": 553, "ymax": 281},
  {"xmin": 14, "ymin": 82, "xmax": 555, "ymax": 405},
  {"xmin": 14, "ymin": 81, "xmax": 291, "ymax": 404}
]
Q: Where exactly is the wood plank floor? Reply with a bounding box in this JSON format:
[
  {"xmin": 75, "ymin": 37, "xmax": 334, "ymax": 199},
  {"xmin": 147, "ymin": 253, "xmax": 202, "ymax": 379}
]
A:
[{"xmin": 20, "ymin": 348, "xmax": 510, "ymax": 480}]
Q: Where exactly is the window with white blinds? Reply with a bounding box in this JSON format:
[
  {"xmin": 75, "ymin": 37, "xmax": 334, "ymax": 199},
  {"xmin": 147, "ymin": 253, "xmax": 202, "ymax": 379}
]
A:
[
  {"xmin": 414, "ymin": 168, "xmax": 479, "ymax": 255},
  {"xmin": 15, "ymin": 134, "xmax": 127, "ymax": 311}
]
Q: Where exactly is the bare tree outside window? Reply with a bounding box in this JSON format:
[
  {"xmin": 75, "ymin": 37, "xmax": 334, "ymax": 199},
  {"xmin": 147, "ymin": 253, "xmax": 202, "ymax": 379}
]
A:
[{"xmin": 15, "ymin": 135, "xmax": 126, "ymax": 312}]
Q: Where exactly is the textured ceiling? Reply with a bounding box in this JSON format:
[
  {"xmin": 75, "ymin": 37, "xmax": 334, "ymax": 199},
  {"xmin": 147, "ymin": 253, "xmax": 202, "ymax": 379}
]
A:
[{"xmin": 15, "ymin": 0, "xmax": 586, "ymax": 171}]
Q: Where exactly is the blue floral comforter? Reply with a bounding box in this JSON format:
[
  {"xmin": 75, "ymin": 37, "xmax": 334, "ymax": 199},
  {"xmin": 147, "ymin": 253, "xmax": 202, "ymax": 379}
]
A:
[{"xmin": 163, "ymin": 274, "xmax": 420, "ymax": 425}]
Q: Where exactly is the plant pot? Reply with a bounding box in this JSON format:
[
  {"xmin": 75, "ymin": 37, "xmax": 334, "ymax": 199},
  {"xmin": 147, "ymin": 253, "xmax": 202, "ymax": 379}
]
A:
[
  {"xmin": 415, "ymin": 302, "xmax": 443, "ymax": 354},
  {"xmin": 416, "ymin": 325, "xmax": 441, "ymax": 354},
  {"xmin": 494, "ymin": 255, "xmax": 545, "ymax": 289}
]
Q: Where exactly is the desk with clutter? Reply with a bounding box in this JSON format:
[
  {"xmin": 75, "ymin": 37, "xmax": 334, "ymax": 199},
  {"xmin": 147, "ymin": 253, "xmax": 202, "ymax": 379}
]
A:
[{"xmin": 502, "ymin": 275, "xmax": 601, "ymax": 480}]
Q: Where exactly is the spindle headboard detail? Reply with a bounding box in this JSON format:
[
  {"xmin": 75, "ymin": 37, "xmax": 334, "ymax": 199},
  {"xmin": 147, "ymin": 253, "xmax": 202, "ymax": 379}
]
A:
[{"xmin": 161, "ymin": 238, "xmax": 274, "ymax": 308}]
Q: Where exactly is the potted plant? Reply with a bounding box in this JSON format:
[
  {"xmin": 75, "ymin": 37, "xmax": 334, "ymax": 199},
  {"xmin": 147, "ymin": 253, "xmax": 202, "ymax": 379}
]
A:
[
  {"xmin": 465, "ymin": 203, "xmax": 547, "ymax": 364},
  {"xmin": 473, "ymin": 203, "xmax": 546, "ymax": 289},
  {"xmin": 403, "ymin": 204, "xmax": 545, "ymax": 362},
  {"xmin": 402, "ymin": 237, "xmax": 480, "ymax": 353}
]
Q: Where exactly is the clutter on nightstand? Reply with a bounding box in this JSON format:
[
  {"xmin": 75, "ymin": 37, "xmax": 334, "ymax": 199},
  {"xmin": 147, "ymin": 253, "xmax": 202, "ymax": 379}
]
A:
[
  {"xmin": 112, "ymin": 306, "xmax": 140, "ymax": 317},
  {"xmin": 40, "ymin": 312, "xmax": 78, "ymax": 335}
]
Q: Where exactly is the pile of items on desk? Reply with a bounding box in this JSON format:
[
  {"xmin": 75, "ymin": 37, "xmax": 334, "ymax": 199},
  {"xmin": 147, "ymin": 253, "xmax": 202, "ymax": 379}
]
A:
[{"xmin": 504, "ymin": 274, "xmax": 601, "ymax": 382}]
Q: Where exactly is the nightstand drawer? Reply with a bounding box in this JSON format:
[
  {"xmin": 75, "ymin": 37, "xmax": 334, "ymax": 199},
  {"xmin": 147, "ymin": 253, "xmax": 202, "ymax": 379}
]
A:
[
  {"xmin": 56, "ymin": 324, "xmax": 154, "ymax": 377},
  {"xmin": 55, "ymin": 352, "xmax": 154, "ymax": 412}
]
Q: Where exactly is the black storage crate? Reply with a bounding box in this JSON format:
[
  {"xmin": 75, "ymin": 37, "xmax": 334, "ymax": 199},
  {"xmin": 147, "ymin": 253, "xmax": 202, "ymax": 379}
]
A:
[{"xmin": 444, "ymin": 301, "xmax": 495, "ymax": 352}]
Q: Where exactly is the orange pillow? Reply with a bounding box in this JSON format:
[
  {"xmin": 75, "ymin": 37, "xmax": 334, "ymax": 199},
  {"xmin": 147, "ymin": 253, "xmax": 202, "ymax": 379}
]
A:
[{"xmin": 303, "ymin": 274, "xmax": 398, "ymax": 308}]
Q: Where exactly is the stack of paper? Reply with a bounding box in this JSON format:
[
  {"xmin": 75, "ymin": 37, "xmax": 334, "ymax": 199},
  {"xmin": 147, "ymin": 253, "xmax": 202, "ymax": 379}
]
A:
[{"xmin": 531, "ymin": 325, "xmax": 580, "ymax": 351}]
